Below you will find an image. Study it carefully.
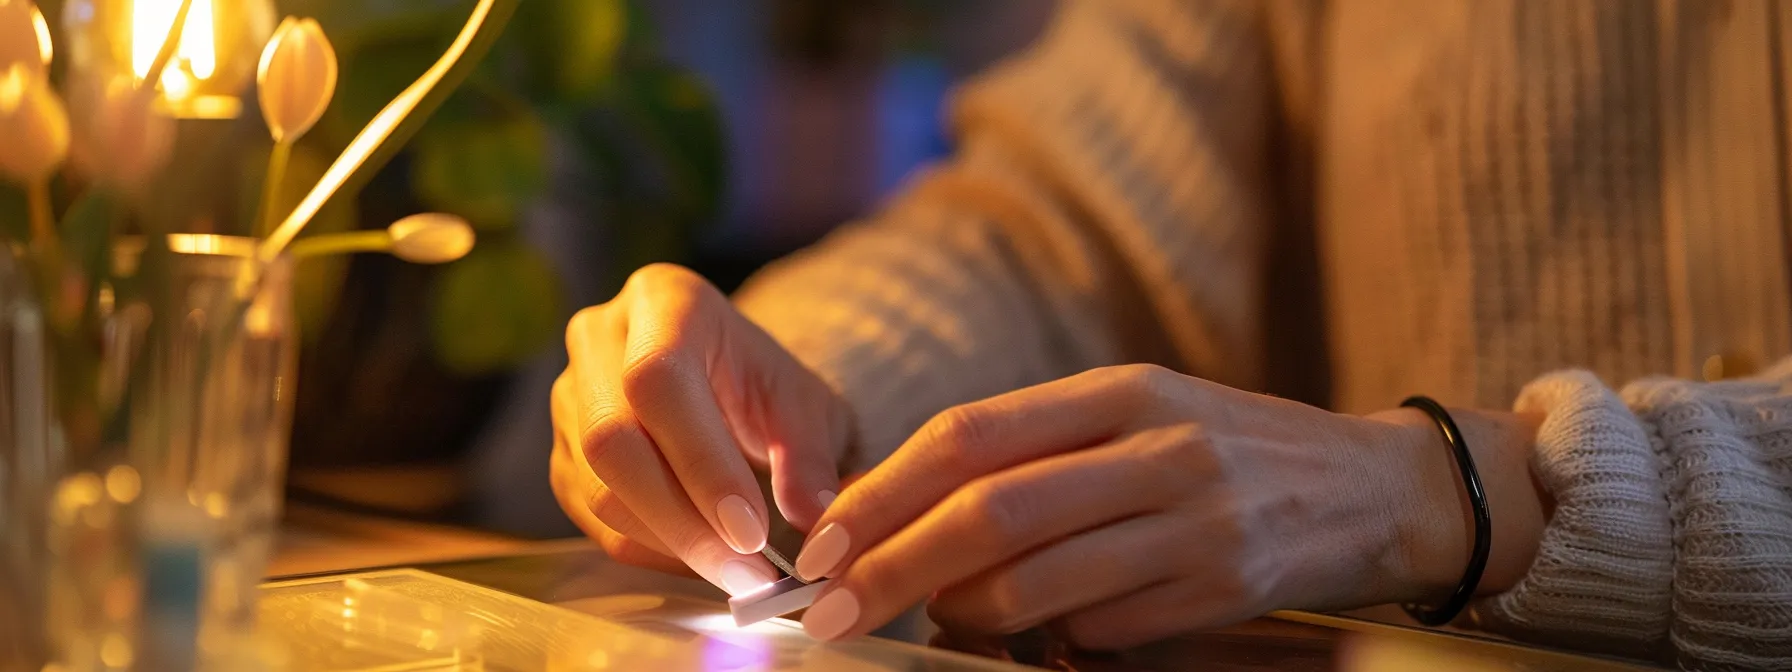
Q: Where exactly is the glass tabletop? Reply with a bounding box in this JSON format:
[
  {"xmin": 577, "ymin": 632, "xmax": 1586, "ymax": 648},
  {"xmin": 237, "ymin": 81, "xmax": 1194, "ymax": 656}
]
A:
[{"xmin": 264, "ymin": 540, "xmax": 1668, "ymax": 671}]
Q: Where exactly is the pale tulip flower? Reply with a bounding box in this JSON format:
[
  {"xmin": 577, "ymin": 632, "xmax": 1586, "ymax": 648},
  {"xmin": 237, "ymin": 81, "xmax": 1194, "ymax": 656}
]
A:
[
  {"xmin": 255, "ymin": 17, "xmax": 337, "ymax": 237},
  {"xmin": 0, "ymin": 0, "xmax": 50, "ymax": 74},
  {"xmin": 287, "ymin": 213, "xmax": 475, "ymax": 265},
  {"xmin": 69, "ymin": 77, "xmax": 175, "ymax": 193},
  {"xmin": 388, "ymin": 213, "xmax": 475, "ymax": 264},
  {"xmin": 0, "ymin": 62, "xmax": 70, "ymax": 184},
  {"xmin": 257, "ymin": 17, "xmax": 337, "ymax": 144}
]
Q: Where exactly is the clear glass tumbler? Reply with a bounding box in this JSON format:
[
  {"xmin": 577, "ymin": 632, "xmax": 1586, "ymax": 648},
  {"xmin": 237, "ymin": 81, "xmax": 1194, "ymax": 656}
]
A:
[
  {"xmin": 0, "ymin": 243, "xmax": 56, "ymax": 670},
  {"xmin": 44, "ymin": 235, "xmax": 299, "ymax": 670},
  {"xmin": 136, "ymin": 236, "xmax": 299, "ymax": 667}
]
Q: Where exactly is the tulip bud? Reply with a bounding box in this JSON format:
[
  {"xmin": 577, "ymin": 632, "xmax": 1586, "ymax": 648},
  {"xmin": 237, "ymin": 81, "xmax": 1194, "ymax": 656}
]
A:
[
  {"xmin": 0, "ymin": 63, "xmax": 69, "ymax": 184},
  {"xmin": 0, "ymin": 0, "xmax": 50, "ymax": 74},
  {"xmin": 69, "ymin": 77, "xmax": 175, "ymax": 192},
  {"xmin": 257, "ymin": 17, "xmax": 337, "ymax": 144},
  {"xmin": 389, "ymin": 213, "xmax": 475, "ymax": 264}
]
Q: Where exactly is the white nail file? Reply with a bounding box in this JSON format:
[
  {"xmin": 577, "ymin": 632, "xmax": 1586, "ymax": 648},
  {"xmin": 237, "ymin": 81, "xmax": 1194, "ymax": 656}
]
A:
[{"xmin": 729, "ymin": 576, "xmax": 830, "ymax": 627}]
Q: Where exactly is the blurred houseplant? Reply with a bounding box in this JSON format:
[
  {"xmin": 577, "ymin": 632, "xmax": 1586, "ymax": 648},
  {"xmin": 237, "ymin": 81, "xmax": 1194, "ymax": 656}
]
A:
[
  {"xmin": 268, "ymin": 0, "xmax": 725, "ymax": 507},
  {"xmin": 3, "ymin": 0, "xmax": 724, "ymax": 517},
  {"xmin": 1, "ymin": 0, "xmax": 514, "ymax": 665}
]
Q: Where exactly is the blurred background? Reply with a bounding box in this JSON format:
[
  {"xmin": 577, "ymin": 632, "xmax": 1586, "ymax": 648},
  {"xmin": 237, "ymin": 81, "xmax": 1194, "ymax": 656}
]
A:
[{"xmin": 282, "ymin": 0, "xmax": 1056, "ymax": 538}]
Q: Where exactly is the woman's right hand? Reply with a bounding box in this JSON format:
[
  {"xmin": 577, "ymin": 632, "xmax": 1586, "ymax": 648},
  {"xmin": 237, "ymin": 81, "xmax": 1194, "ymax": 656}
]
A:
[{"xmin": 550, "ymin": 264, "xmax": 856, "ymax": 595}]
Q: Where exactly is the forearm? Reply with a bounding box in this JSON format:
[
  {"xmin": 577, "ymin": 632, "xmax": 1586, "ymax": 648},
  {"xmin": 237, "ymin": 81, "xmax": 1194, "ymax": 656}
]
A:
[
  {"xmin": 733, "ymin": 187, "xmax": 1110, "ymax": 470},
  {"xmin": 737, "ymin": 0, "xmax": 1279, "ymax": 468}
]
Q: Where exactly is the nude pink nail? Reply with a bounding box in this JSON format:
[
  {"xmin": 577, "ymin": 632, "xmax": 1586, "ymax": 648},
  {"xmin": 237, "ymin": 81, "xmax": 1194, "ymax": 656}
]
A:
[
  {"xmin": 720, "ymin": 561, "xmax": 775, "ymax": 596},
  {"xmin": 802, "ymin": 588, "xmax": 860, "ymax": 641},
  {"xmin": 716, "ymin": 494, "xmax": 766, "ymax": 554},
  {"xmin": 795, "ymin": 523, "xmax": 849, "ymax": 581}
]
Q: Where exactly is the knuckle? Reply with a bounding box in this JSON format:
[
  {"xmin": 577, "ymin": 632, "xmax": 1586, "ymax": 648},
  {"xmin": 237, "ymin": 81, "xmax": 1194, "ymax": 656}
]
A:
[
  {"xmin": 548, "ymin": 441, "xmax": 572, "ymax": 480},
  {"xmin": 580, "ymin": 411, "xmax": 643, "ymax": 466},
  {"xmin": 848, "ymin": 553, "xmax": 892, "ymax": 590},
  {"xmin": 629, "ymin": 263, "xmax": 713, "ymax": 299},
  {"xmin": 1201, "ymin": 566, "xmax": 1260, "ymax": 611},
  {"xmin": 956, "ymin": 480, "xmax": 1032, "ymax": 550},
  {"xmin": 629, "ymin": 262, "xmax": 687, "ymax": 286},
  {"xmin": 595, "ymin": 531, "xmax": 652, "ymax": 566},
  {"xmin": 656, "ymin": 518, "xmax": 718, "ymax": 560},
  {"xmin": 923, "ymin": 405, "xmax": 998, "ymax": 468},
  {"xmin": 980, "ymin": 575, "xmax": 1036, "ymax": 633},
  {"xmin": 619, "ymin": 347, "xmax": 694, "ymax": 403},
  {"xmin": 583, "ymin": 482, "xmax": 632, "ymax": 530},
  {"xmin": 1142, "ymin": 424, "xmax": 1217, "ymax": 474},
  {"xmin": 1119, "ymin": 363, "xmax": 1180, "ymax": 398},
  {"xmin": 593, "ymin": 528, "xmax": 630, "ymax": 557},
  {"xmin": 565, "ymin": 305, "xmax": 606, "ymax": 352}
]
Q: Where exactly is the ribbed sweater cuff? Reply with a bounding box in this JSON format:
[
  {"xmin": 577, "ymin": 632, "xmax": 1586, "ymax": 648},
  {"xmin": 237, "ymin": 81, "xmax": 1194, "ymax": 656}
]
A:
[{"xmin": 1471, "ymin": 370, "xmax": 1673, "ymax": 658}]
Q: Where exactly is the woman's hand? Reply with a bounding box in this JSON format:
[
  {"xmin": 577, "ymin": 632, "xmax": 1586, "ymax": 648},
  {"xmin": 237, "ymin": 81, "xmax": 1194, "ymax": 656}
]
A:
[
  {"xmin": 549, "ymin": 264, "xmax": 855, "ymax": 596},
  {"xmin": 792, "ymin": 364, "xmax": 1547, "ymax": 648}
]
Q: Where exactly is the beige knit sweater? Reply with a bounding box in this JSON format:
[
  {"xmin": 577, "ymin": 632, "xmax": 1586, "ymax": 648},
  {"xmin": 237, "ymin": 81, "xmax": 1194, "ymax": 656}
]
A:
[{"xmin": 734, "ymin": 1, "xmax": 1792, "ymax": 668}]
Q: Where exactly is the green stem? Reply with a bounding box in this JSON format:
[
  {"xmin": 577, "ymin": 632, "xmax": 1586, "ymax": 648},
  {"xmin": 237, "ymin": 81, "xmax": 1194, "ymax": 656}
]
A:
[
  {"xmin": 27, "ymin": 178, "xmax": 57, "ymax": 259},
  {"xmin": 257, "ymin": 141, "xmax": 293, "ymax": 239},
  {"xmin": 286, "ymin": 230, "xmax": 393, "ymax": 259},
  {"xmin": 141, "ymin": 0, "xmax": 197, "ymax": 93},
  {"xmin": 257, "ymin": 0, "xmax": 517, "ymax": 263}
]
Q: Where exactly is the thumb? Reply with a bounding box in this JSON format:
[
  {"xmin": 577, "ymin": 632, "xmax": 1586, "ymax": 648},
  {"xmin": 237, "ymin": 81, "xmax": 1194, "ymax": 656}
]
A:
[
  {"xmin": 763, "ymin": 366, "xmax": 855, "ymax": 533},
  {"xmin": 766, "ymin": 428, "xmax": 845, "ymax": 533},
  {"xmin": 719, "ymin": 310, "xmax": 855, "ymax": 534}
]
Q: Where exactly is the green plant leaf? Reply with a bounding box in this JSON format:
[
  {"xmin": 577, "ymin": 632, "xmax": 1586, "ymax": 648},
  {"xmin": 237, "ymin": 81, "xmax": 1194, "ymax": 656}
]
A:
[
  {"xmin": 411, "ymin": 113, "xmax": 547, "ymax": 230},
  {"xmin": 618, "ymin": 63, "xmax": 728, "ymax": 225},
  {"xmin": 430, "ymin": 239, "xmax": 561, "ymax": 374},
  {"xmin": 559, "ymin": 61, "xmax": 726, "ymax": 285},
  {"xmin": 0, "ymin": 184, "xmax": 26, "ymax": 243},
  {"xmin": 508, "ymin": 0, "xmax": 625, "ymax": 100},
  {"xmin": 58, "ymin": 192, "xmax": 119, "ymax": 294}
]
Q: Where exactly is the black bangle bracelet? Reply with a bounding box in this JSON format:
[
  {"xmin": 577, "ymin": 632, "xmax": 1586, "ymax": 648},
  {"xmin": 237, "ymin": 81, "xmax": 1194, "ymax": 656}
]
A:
[{"xmin": 1398, "ymin": 395, "xmax": 1491, "ymax": 627}]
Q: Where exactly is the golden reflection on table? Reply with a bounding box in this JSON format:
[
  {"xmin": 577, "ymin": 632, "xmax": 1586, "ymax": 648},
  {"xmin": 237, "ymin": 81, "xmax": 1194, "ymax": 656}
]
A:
[{"xmin": 270, "ymin": 512, "xmax": 1666, "ymax": 672}]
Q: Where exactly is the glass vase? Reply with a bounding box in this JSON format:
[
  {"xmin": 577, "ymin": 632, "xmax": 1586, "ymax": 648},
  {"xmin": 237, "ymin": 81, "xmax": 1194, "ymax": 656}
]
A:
[
  {"xmin": 45, "ymin": 236, "xmax": 298, "ymax": 671},
  {"xmin": 0, "ymin": 243, "xmax": 56, "ymax": 671}
]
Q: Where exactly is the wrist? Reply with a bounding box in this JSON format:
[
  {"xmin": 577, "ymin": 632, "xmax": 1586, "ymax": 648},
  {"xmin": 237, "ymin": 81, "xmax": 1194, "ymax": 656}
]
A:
[
  {"xmin": 1363, "ymin": 406, "xmax": 1548, "ymax": 609},
  {"xmin": 1362, "ymin": 407, "xmax": 1465, "ymax": 605}
]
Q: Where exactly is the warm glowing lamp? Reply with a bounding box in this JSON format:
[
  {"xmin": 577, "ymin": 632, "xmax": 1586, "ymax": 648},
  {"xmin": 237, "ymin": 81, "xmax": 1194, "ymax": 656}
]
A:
[{"xmin": 62, "ymin": 0, "xmax": 276, "ymax": 118}]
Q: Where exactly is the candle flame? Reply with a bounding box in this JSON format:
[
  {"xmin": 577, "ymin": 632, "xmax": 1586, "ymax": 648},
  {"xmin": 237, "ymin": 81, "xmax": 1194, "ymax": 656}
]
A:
[
  {"xmin": 131, "ymin": 0, "xmax": 215, "ymax": 96},
  {"xmin": 31, "ymin": 5, "xmax": 51, "ymax": 65}
]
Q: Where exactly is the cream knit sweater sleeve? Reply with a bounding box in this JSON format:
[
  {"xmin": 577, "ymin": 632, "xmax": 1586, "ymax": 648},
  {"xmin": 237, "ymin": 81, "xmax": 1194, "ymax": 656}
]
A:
[
  {"xmin": 736, "ymin": 0, "xmax": 1274, "ymax": 465},
  {"xmin": 1482, "ymin": 363, "xmax": 1792, "ymax": 668},
  {"xmin": 736, "ymin": 0, "xmax": 1792, "ymax": 667}
]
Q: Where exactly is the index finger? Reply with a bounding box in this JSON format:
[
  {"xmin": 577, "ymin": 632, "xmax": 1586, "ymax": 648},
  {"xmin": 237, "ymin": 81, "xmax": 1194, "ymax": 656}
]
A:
[
  {"xmin": 566, "ymin": 305, "xmax": 779, "ymax": 594},
  {"xmin": 803, "ymin": 430, "xmax": 1187, "ymax": 641},
  {"xmin": 793, "ymin": 366, "xmax": 1148, "ymax": 581},
  {"xmin": 619, "ymin": 271, "xmax": 772, "ymax": 555}
]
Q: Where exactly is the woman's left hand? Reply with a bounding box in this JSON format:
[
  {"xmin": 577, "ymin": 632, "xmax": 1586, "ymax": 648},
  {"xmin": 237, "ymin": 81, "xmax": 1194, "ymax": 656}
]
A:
[{"xmin": 791, "ymin": 364, "xmax": 1546, "ymax": 648}]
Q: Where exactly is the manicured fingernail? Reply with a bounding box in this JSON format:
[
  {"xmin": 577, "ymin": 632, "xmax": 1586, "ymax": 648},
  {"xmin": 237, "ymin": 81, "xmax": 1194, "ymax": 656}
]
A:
[
  {"xmin": 796, "ymin": 522, "xmax": 849, "ymax": 581},
  {"xmin": 720, "ymin": 560, "xmax": 775, "ymax": 596},
  {"xmin": 817, "ymin": 490, "xmax": 837, "ymax": 509},
  {"xmin": 716, "ymin": 494, "xmax": 766, "ymax": 553},
  {"xmin": 802, "ymin": 588, "xmax": 860, "ymax": 641}
]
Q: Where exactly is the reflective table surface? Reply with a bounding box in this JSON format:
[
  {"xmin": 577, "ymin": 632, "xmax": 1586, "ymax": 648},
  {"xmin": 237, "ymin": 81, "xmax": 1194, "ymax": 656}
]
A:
[{"xmin": 269, "ymin": 539, "xmax": 1668, "ymax": 671}]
